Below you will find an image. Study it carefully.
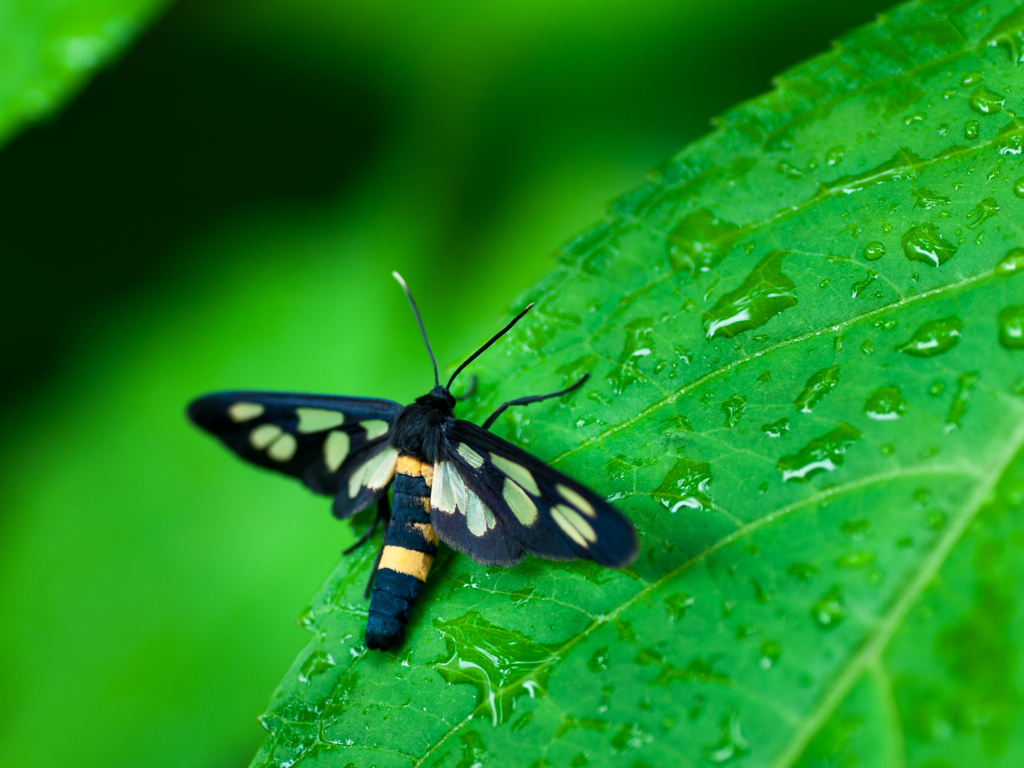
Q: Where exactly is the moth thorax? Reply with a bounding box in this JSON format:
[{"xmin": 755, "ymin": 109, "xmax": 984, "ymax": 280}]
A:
[{"xmin": 391, "ymin": 398, "xmax": 450, "ymax": 463}]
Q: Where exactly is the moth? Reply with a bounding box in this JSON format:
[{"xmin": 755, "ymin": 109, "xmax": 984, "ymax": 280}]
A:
[{"xmin": 188, "ymin": 273, "xmax": 638, "ymax": 650}]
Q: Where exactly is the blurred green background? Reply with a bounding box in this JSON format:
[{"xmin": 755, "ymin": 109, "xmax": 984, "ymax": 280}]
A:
[{"xmin": 0, "ymin": 0, "xmax": 893, "ymax": 765}]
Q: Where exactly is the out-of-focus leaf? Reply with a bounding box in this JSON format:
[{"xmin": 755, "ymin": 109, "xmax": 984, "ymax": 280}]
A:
[
  {"xmin": 0, "ymin": 0, "xmax": 168, "ymax": 147},
  {"xmin": 251, "ymin": 1, "xmax": 1024, "ymax": 765}
]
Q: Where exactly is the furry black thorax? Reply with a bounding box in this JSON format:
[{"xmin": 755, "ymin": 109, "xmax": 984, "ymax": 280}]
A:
[{"xmin": 389, "ymin": 386, "xmax": 455, "ymax": 463}]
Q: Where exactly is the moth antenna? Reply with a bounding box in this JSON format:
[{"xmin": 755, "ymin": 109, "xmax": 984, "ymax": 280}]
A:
[
  {"xmin": 392, "ymin": 271, "xmax": 440, "ymax": 388},
  {"xmin": 447, "ymin": 302, "xmax": 534, "ymax": 391}
]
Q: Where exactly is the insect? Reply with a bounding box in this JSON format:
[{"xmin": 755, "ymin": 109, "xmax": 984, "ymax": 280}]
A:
[{"xmin": 188, "ymin": 273, "xmax": 638, "ymax": 650}]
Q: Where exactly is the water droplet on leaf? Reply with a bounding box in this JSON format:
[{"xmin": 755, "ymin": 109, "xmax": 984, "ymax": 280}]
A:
[
  {"xmin": 703, "ymin": 250, "xmax": 797, "ymax": 339},
  {"xmin": 794, "ymin": 365, "xmax": 840, "ymax": 413},
  {"xmin": 778, "ymin": 424, "xmax": 861, "ymax": 482},
  {"xmin": 836, "ymin": 551, "xmax": 877, "ymax": 568},
  {"xmin": 665, "ymin": 592, "xmax": 695, "ymax": 622},
  {"xmin": 998, "ymin": 306, "xmax": 1024, "ymax": 349},
  {"xmin": 896, "ymin": 316, "xmax": 962, "ymax": 357},
  {"xmin": 776, "ymin": 161, "xmax": 803, "ymax": 179},
  {"xmin": 967, "ymin": 197, "xmax": 1000, "ymax": 229},
  {"xmin": 998, "ymin": 247, "xmax": 1024, "ymax": 274},
  {"xmin": 298, "ymin": 650, "xmax": 335, "ymax": 683},
  {"xmin": 863, "ymin": 241, "xmax": 886, "ymax": 260},
  {"xmin": 851, "ymin": 271, "xmax": 878, "ymax": 299},
  {"xmin": 829, "ymin": 148, "xmax": 922, "ymax": 195},
  {"xmin": 863, "ymin": 385, "xmax": 908, "ymax": 420},
  {"xmin": 721, "ymin": 395, "xmax": 747, "ymax": 427},
  {"xmin": 587, "ymin": 647, "xmax": 610, "ymax": 673},
  {"xmin": 996, "ymin": 118, "xmax": 1024, "ymax": 155},
  {"xmin": 704, "ymin": 712, "xmax": 749, "ymax": 763},
  {"xmin": 901, "ymin": 223, "xmax": 957, "ymax": 266},
  {"xmin": 655, "ymin": 457, "xmax": 713, "ymax": 512},
  {"xmin": 759, "ymin": 640, "xmax": 782, "ymax": 669},
  {"xmin": 945, "ymin": 372, "xmax": 979, "ymax": 431},
  {"xmin": 812, "ymin": 587, "xmax": 845, "ymax": 629},
  {"xmin": 607, "ymin": 318, "xmax": 654, "ymax": 394},
  {"xmin": 667, "ymin": 208, "xmax": 741, "ymax": 272},
  {"xmin": 761, "ymin": 417, "xmax": 790, "ymax": 438},
  {"xmin": 912, "ymin": 188, "xmax": 949, "ymax": 209},
  {"xmin": 826, "ymin": 145, "xmax": 845, "ymax": 166},
  {"xmin": 430, "ymin": 611, "xmax": 559, "ymax": 725},
  {"xmin": 984, "ymin": 6, "xmax": 1024, "ymax": 63},
  {"xmin": 968, "ymin": 85, "xmax": 1005, "ymax": 114}
]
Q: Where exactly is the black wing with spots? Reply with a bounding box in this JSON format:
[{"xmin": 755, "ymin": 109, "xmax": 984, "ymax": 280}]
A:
[
  {"xmin": 187, "ymin": 390, "xmax": 402, "ymax": 519},
  {"xmin": 429, "ymin": 418, "xmax": 638, "ymax": 568}
]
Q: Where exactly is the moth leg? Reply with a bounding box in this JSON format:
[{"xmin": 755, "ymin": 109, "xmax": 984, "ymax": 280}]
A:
[
  {"xmin": 362, "ymin": 494, "xmax": 392, "ymax": 599},
  {"xmin": 454, "ymin": 374, "xmax": 478, "ymax": 402},
  {"xmin": 342, "ymin": 492, "xmax": 390, "ymax": 555},
  {"xmin": 481, "ymin": 373, "xmax": 589, "ymax": 431}
]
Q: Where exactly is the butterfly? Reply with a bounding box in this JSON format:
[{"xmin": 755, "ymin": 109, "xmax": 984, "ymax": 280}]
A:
[{"xmin": 188, "ymin": 273, "xmax": 638, "ymax": 650}]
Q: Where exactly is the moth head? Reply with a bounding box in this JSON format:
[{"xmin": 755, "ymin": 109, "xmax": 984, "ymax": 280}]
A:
[
  {"xmin": 392, "ymin": 271, "xmax": 534, "ymax": 400},
  {"xmin": 431, "ymin": 384, "xmax": 457, "ymax": 408}
]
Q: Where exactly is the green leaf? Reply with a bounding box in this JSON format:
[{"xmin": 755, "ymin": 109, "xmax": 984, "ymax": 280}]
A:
[
  {"xmin": 0, "ymin": 0, "xmax": 169, "ymax": 147},
  {"xmin": 252, "ymin": 1, "xmax": 1024, "ymax": 765}
]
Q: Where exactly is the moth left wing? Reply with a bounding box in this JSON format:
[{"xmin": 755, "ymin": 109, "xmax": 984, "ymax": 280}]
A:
[
  {"xmin": 429, "ymin": 418, "xmax": 638, "ymax": 568},
  {"xmin": 187, "ymin": 390, "xmax": 402, "ymax": 519}
]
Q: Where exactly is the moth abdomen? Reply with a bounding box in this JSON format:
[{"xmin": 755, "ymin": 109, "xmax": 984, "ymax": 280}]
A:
[{"xmin": 365, "ymin": 457, "xmax": 438, "ymax": 651}]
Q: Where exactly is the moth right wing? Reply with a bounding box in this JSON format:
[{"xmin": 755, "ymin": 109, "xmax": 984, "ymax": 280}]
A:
[
  {"xmin": 187, "ymin": 390, "xmax": 401, "ymax": 519},
  {"xmin": 428, "ymin": 418, "xmax": 638, "ymax": 568}
]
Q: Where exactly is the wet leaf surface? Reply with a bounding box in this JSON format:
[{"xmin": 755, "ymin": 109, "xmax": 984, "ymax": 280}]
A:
[{"xmin": 253, "ymin": 1, "xmax": 1024, "ymax": 765}]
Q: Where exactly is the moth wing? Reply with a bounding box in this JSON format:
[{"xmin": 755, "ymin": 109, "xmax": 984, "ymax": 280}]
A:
[
  {"xmin": 429, "ymin": 439, "xmax": 526, "ymax": 568},
  {"xmin": 187, "ymin": 390, "xmax": 401, "ymax": 518},
  {"xmin": 430, "ymin": 419, "xmax": 638, "ymax": 568}
]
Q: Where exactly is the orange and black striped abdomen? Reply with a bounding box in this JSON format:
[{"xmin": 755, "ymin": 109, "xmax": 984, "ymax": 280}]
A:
[{"xmin": 365, "ymin": 455, "xmax": 438, "ymax": 650}]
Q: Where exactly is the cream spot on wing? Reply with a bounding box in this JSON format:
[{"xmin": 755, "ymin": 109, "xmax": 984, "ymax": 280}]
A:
[
  {"xmin": 465, "ymin": 492, "xmax": 489, "ymax": 536},
  {"xmin": 431, "ymin": 461, "xmax": 467, "ymax": 515},
  {"xmin": 361, "ymin": 420, "xmax": 390, "ymax": 440},
  {"xmin": 556, "ymin": 483, "xmax": 596, "ymax": 518},
  {"xmin": 491, "ymin": 454, "xmax": 540, "ymax": 496},
  {"xmin": 268, "ymin": 433, "xmax": 298, "ymax": 462},
  {"xmin": 431, "ymin": 462, "xmax": 453, "ymax": 512},
  {"xmin": 367, "ymin": 448, "xmax": 398, "ymax": 489},
  {"xmin": 347, "ymin": 463, "xmax": 366, "ymax": 499},
  {"xmin": 430, "ymin": 462, "xmax": 451, "ymax": 512},
  {"xmin": 323, "ymin": 430, "xmax": 350, "ymax": 472},
  {"xmin": 456, "ymin": 443, "xmax": 485, "ymax": 468},
  {"xmin": 502, "ymin": 478, "xmax": 538, "ymax": 526},
  {"xmin": 347, "ymin": 448, "xmax": 398, "ymax": 498},
  {"xmin": 296, "ymin": 407, "xmax": 344, "ymax": 433},
  {"xmin": 552, "ymin": 504, "xmax": 596, "ymax": 546},
  {"xmin": 250, "ymin": 424, "xmax": 282, "ymax": 450},
  {"xmin": 229, "ymin": 402, "xmax": 265, "ymax": 422}
]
